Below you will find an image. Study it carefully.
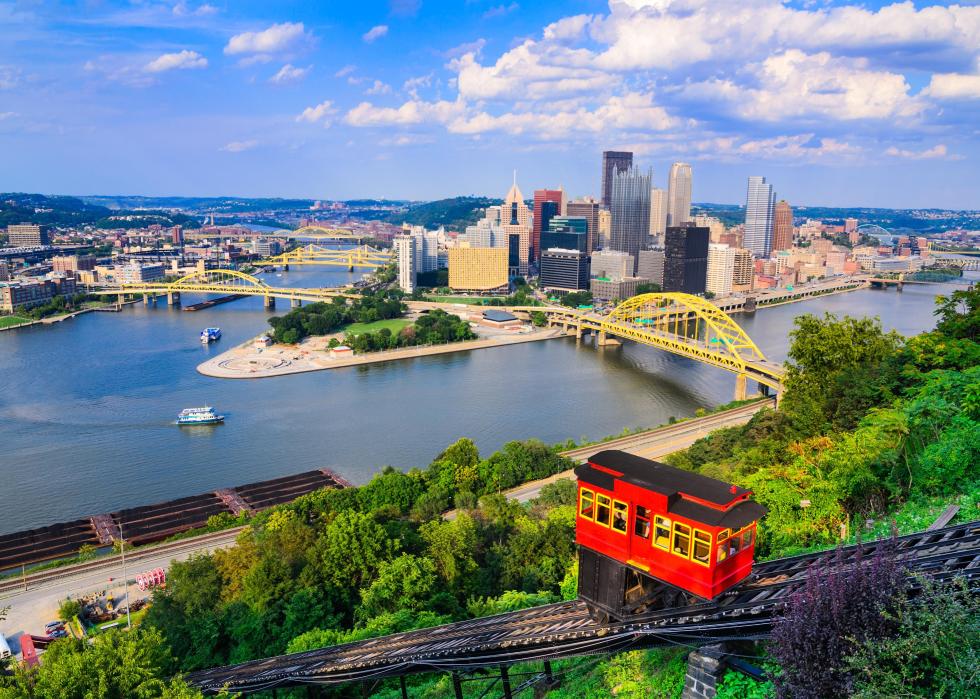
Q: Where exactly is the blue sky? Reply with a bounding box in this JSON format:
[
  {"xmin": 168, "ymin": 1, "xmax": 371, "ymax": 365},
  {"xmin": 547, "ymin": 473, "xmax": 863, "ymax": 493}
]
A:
[{"xmin": 1, "ymin": 1, "xmax": 979, "ymax": 208}]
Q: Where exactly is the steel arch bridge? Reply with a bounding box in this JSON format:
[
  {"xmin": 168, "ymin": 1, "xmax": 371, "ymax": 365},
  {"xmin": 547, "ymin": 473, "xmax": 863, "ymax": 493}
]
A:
[
  {"xmin": 529, "ymin": 293, "xmax": 785, "ymax": 396},
  {"xmin": 94, "ymin": 268, "xmax": 355, "ymax": 303},
  {"xmin": 261, "ymin": 244, "xmax": 394, "ymax": 269}
]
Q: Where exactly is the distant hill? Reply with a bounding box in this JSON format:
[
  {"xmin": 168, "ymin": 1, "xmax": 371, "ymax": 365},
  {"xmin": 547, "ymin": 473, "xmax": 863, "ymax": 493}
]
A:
[
  {"xmin": 81, "ymin": 196, "xmax": 314, "ymax": 214},
  {"xmin": 384, "ymin": 196, "xmax": 502, "ymax": 231},
  {"xmin": 693, "ymin": 202, "xmax": 979, "ymax": 233},
  {"xmin": 1, "ymin": 193, "xmax": 199, "ymax": 229}
]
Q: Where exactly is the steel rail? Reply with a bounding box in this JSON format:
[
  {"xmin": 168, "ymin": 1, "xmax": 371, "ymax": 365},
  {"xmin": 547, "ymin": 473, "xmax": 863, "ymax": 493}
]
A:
[{"xmin": 187, "ymin": 521, "xmax": 980, "ymax": 694}]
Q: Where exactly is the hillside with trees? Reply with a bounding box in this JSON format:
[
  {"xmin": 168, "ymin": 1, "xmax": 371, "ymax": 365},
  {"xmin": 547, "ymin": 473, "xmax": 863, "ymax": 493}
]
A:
[
  {"xmin": 0, "ymin": 193, "xmax": 199, "ymax": 230},
  {"xmin": 384, "ymin": 196, "xmax": 501, "ymax": 231},
  {"xmin": 1, "ymin": 289, "xmax": 977, "ymax": 698}
]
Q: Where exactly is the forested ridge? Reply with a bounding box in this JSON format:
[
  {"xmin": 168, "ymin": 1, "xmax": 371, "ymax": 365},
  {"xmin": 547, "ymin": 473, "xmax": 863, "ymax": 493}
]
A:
[{"xmin": 1, "ymin": 288, "xmax": 978, "ymax": 698}]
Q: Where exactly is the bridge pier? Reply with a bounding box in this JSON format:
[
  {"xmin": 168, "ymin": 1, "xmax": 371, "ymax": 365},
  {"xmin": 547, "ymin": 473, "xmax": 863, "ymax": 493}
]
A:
[
  {"xmin": 117, "ymin": 293, "xmax": 125, "ymax": 306},
  {"xmin": 283, "ymin": 263, "xmax": 289, "ymax": 271},
  {"xmin": 143, "ymin": 294, "xmax": 150, "ymax": 306},
  {"xmin": 734, "ymin": 373, "xmax": 748, "ymax": 401},
  {"xmin": 596, "ymin": 330, "xmax": 621, "ymax": 347},
  {"xmin": 167, "ymin": 291, "xmax": 180, "ymax": 306},
  {"xmin": 264, "ymin": 296, "xmax": 275, "ymax": 309},
  {"xmin": 291, "ymin": 298, "xmax": 302, "ymax": 308}
]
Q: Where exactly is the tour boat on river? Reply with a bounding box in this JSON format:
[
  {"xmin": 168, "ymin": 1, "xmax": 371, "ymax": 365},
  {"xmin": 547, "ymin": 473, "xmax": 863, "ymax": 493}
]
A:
[
  {"xmin": 200, "ymin": 327, "xmax": 221, "ymax": 343},
  {"xmin": 176, "ymin": 406, "xmax": 224, "ymax": 426}
]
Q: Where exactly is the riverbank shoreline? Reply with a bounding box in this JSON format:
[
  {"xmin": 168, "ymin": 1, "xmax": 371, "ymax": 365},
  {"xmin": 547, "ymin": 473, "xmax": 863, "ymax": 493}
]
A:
[
  {"xmin": 197, "ymin": 325, "xmax": 567, "ymax": 379},
  {"xmin": 0, "ymin": 301, "xmax": 131, "ymax": 332}
]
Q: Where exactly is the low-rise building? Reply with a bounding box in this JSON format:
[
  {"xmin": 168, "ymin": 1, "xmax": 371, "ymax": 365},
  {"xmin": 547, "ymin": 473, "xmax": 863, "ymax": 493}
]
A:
[
  {"xmin": 448, "ymin": 246, "xmax": 509, "ymax": 292},
  {"xmin": 6, "ymin": 224, "xmax": 49, "ymax": 247},
  {"xmin": 117, "ymin": 262, "xmax": 166, "ymax": 284},
  {"xmin": 0, "ymin": 275, "xmax": 76, "ymax": 312},
  {"xmin": 52, "ymin": 254, "xmax": 96, "ymax": 273},
  {"xmin": 590, "ymin": 276, "xmax": 648, "ymax": 303},
  {"xmin": 478, "ymin": 309, "xmax": 522, "ymax": 331}
]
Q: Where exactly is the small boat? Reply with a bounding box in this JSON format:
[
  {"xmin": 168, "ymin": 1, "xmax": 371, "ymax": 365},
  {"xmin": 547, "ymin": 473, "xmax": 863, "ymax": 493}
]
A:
[
  {"xmin": 177, "ymin": 406, "xmax": 224, "ymax": 426},
  {"xmin": 200, "ymin": 327, "xmax": 221, "ymax": 343}
]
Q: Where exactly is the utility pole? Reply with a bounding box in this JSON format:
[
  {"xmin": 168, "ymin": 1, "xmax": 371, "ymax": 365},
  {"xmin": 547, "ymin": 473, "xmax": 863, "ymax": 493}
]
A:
[{"xmin": 119, "ymin": 522, "xmax": 132, "ymax": 630}]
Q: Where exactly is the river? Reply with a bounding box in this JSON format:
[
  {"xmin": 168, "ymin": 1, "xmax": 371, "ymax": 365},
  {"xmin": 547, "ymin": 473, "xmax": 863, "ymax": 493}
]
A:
[{"xmin": 0, "ymin": 270, "xmax": 971, "ymax": 534}]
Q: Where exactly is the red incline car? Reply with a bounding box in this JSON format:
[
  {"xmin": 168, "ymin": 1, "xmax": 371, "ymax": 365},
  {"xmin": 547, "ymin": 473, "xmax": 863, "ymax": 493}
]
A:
[{"xmin": 575, "ymin": 450, "xmax": 767, "ymax": 623}]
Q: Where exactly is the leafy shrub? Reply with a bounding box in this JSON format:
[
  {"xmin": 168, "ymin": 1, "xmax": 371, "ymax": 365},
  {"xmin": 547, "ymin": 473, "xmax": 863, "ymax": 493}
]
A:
[{"xmin": 769, "ymin": 543, "xmax": 908, "ymax": 698}]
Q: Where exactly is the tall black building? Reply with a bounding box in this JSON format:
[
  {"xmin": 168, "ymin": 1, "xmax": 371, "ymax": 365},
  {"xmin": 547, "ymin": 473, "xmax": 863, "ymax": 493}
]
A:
[
  {"xmin": 664, "ymin": 224, "xmax": 709, "ymax": 294},
  {"xmin": 601, "ymin": 150, "xmax": 633, "ymax": 209}
]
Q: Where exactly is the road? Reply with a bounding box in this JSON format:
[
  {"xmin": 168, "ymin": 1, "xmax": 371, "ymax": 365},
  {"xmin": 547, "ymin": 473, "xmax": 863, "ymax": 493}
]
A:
[
  {"xmin": 0, "ymin": 528, "xmax": 242, "ymax": 654},
  {"xmin": 447, "ymin": 399, "xmax": 774, "ymax": 518}
]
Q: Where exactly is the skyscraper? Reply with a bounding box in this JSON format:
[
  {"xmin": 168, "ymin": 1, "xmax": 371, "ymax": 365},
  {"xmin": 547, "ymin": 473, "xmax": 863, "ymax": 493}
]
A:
[
  {"xmin": 663, "ymin": 224, "xmax": 709, "ymax": 294},
  {"xmin": 601, "ymin": 151, "xmax": 633, "ymax": 209},
  {"xmin": 666, "ymin": 163, "xmax": 692, "ymax": 227},
  {"xmin": 566, "ymin": 197, "xmax": 601, "ymax": 253},
  {"xmin": 744, "ymin": 176, "xmax": 776, "ymax": 258},
  {"xmin": 532, "ymin": 189, "xmax": 564, "ymax": 262},
  {"xmin": 501, "ymin": 174, "xmax": 532, "ymax": 276},
  {"xmin": 649, "ymin": 187, "xmax": 667, "ymax": 239},
  {"xmin": 609, "ymin": 166, "xmax": 652, "ymax": 275},
  {"xmin": 395, "ymin": 235, "xmax": 416, "ymax": 293},
  {"xmin": 706, "ymin": 243, "xmax": 736, "ymax": 296},
  {"xmin": 772, "ymin": 200, "xmax": 793, "ymax": 253}
]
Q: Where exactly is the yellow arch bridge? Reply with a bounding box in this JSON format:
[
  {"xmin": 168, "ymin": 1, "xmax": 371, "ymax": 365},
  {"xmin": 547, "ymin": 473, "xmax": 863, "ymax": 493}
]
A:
[
  {"xmin": 260, "ymin": 244, "xmax": 393, "ymax": 270},
  {"xmin": 94, "ymin": 268, "xmax": 356, "ymax": 308},
  {"xmin": 521, "ymin": 293, "xmax": 786, "ymax": 399}
]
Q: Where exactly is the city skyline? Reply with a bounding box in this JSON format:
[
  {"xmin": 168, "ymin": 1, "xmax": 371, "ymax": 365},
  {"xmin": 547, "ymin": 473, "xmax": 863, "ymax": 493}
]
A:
[{"xmin": 1, "ymin": 1, "xmax": 980, "ymax": 208}]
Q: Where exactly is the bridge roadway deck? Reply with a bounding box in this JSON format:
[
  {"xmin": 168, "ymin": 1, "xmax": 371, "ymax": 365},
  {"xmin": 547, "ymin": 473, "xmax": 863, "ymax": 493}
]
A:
[{"xmin": 186, "ymin": 521, "xmax": 980, "ymax": 694}]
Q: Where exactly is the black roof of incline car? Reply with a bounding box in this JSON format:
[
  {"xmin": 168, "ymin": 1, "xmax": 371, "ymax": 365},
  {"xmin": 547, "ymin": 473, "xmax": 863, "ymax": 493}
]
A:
[{"xmin": 576, "ymin": 449, "xmax": 767, "ymax": 530}]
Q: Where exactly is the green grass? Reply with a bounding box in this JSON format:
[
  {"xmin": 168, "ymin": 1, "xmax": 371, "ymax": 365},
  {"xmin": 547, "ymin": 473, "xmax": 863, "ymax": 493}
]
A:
[
  {"xmin": 423, "ymin": 295, "xmax": 494, "ymax": 305},
  {"xmin": 340, "ymin": 318, "xmax": 413, "ymax": 336},
  {"xmin": 0, "ymin": 315, "xmax": 31, "ymax": 328}
]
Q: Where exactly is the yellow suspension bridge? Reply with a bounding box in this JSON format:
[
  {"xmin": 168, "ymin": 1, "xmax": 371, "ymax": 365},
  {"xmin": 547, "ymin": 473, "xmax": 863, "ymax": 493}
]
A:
[
  {"xmin": 272, "ymin": 226, "xmax": 369, "ymax": 242},
  {"xmin": 94, "ymin": 269, "xmax": 357, "ymax": 308},
  {"xmin": 513, "ymin": 293, "xmax": 786, "ymax": 398}
]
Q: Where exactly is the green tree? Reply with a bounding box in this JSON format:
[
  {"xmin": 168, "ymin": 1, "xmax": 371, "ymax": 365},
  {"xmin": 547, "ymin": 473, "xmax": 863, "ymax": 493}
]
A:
[
  {"xmin": 419, "ymin": 512, "xmax": 479, "ymax": 589},
  {"xmin": 530, "ymin": 310, "xmax": 548, "ymax": 327},
  {"xmin": 358, "ymin": 554, "xmax": 438, "ymax": 620},
  {"xmin": 309, "ymin": 510, "xmax": 395, "ymax": 590},
  {"xmin": 934, "ymin": 286, "xmax": 980, "ymax": 341},
  {"xmin": 0, "ymin": 627, "xmax": 202, "ymax": 699},
  {"xmin": 782, "ymin": 313, "xmax": 902, "ymax": 436}
]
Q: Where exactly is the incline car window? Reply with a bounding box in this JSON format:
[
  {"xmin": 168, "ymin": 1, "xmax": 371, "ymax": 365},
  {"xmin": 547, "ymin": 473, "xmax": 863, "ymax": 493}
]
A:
[
  {"xmin": 596, "ymin": 494, "xmax": 612, "ymax": 527},
  {"xmin": 693, "ymin": 530, "xmax": 711, "ymax": 566},
  {"xmin": 612, "ymin": 501, "xmax": 628, "ymax": 534},
  {"xmin": 654, "ymin": 516, "xmax": 671, "ymax": 550},
  {"xmin": 634, "ymin": 505, "xmax": 651, "ymax": 539},
  {"xmin": 672, "ymin": 522, "xmax": 691, "ymax": 558},
  {"xmin": 579, "ymin": 489, "xmax": 595, "ymax": 520}
]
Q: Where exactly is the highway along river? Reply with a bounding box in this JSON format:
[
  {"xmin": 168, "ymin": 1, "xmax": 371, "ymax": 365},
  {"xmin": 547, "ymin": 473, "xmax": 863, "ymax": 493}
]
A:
[{"xmin": 0, "ymin": 268, "xmax": 972, "ymax": 533}]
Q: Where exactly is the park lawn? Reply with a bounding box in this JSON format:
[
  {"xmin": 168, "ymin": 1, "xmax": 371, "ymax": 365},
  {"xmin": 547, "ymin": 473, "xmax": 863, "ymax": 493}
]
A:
[
  {"xmin": 0, "ymin": 315, "xmax": 31, "ymax": 328},
  {"xmin": 341, "ymin": 318, "xmax": 413, "ymax": 336},
  {"xmin": 423, "ymin": 295, "xmax": 492, "ymax": 305}
]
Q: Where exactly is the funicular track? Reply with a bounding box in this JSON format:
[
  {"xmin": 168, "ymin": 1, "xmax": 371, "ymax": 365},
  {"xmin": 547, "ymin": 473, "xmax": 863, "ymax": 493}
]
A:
[{"xmin": 187, "ymin": 521, "xmax": 980, "ymax": 695}]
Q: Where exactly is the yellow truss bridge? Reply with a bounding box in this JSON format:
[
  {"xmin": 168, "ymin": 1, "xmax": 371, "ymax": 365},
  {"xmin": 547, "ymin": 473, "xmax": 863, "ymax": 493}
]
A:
[
  {"xmin": 260, "ymin": 244, "xmax": 394, "ymax": 270},
  {"xmin": 94, "ymin": 268, "xmax": 355, "ymax": 308},
  {"xmin": 521, "ymin": 293, "xmax": 786, "ymax": 398}
]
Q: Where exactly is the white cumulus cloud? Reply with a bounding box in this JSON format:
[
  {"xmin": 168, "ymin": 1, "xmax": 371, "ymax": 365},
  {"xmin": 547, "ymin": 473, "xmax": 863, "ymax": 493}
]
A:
[
  {"xmin": 885, "ymin": 144, "xmax": 953, "ymax": 159},
  {"xmin": 366, "ymin": 80, "xmax": 391, "ymax": 95},
  {"xmin": 923, "ymin": 73, "xmax": 980, "ymax": 100},
  {"xmin": 362, "ymin": 25, "xmax": 388, "ymax": 43},
  {"xmin": 144, "ymin": 50, "xmax": 207, "ymax": 73},
  {"xmin": 270, "ymin": 64, "xmax": 310, "ymax": 84},
  {"xmin": 296, "ymin": 100, "xmax": 338, "ymax": 126},
  {"xmin": 225, "ymin": 22, "xmax": 309, "ymax": 56}
]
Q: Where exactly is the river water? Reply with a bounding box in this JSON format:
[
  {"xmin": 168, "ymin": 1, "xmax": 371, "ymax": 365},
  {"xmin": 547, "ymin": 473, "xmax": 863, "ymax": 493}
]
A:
[{"xmin": 0, "ymin": 269, "xmax": 970, "ymax": 533}]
